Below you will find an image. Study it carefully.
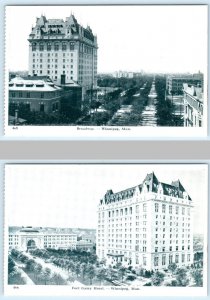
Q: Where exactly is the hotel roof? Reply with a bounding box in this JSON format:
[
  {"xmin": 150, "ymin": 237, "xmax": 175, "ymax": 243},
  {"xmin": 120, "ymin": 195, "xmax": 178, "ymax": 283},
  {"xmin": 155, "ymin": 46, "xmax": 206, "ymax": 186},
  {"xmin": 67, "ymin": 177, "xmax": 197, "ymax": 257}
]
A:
[{"xmin": 102, "ymin": 172, "xmax": 191, "ymax": 204}]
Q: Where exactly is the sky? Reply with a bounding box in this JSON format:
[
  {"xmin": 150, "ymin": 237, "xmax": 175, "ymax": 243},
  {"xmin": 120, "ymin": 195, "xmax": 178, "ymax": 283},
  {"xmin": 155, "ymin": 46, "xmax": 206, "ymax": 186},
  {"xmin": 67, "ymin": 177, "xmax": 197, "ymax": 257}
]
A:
[
  {"xmin": 5, "ymin": 5, "xmax": 207, "ymax": 73},
  {"xmin": 5, "ymin": 164, "xmax": 208, "ymax": 234}
]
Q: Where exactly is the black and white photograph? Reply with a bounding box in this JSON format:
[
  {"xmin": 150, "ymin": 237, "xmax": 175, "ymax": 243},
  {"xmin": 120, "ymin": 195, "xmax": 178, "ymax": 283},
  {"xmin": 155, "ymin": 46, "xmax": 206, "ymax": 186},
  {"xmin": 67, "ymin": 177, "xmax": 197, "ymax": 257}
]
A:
[
  {"xmin": 4, "ymin": 164, "xmax": 208, "ymax": 296},
  {"xmin": 4, "ymin": 5, "xmax": 208, "ymax": 137}
]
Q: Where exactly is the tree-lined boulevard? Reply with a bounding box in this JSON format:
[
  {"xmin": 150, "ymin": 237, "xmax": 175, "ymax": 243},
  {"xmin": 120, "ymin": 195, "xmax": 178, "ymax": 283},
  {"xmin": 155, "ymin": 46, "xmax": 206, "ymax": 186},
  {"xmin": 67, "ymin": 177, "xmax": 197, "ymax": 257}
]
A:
[{"xmin": 8, "ymin": 246, "xmax": 203, "ymax": 287}]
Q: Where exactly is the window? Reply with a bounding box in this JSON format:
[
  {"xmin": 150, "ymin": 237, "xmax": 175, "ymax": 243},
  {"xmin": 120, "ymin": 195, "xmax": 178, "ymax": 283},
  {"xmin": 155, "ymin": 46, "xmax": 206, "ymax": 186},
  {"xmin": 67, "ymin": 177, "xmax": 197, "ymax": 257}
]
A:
[
  {"xmin": 169, "ymin": 246, "xmax": 172, "ymax": 251},
  {"xmin": 125, "ymin": 208, "xmax": 128, "ymax": 215},
  {"xmin": 175, "ymin": 254, "xmax": 179, "ymax": 263},
  {"xmin": 54, "ymin": 43, "xmax": 59, "ymax": 51},
  {"xmin": 19, "ymin": 92, "xmax": 22, "ymax": 97},
  {"xmin": 70, "ymin": 42, "xmax": 75, "ymax": 50},
  {"xmin": 40, "ymin": 103, "xmax": 44, "ymax": 112},
  {"xmin": 162, "ymin": 255, "xmax": 166, "ymax": 265},
  {"xmin": 26, "ymin": 92, "xmax": 30, "ymax": 98},
  {"xmin": 169, "ymin": 254, "xmax": 173, "ymax": 264},
  {"xmin": 62, "ymin": 43, "xmax": 67, "ymax": 51},
  {"xmin": 154, "ymin": 257, "xmax": 159, "ymax": 266},
  {"xmin": 155, "ymin": 247, "xmax": 158, "ymax": 252},
  {"xmin": 182, "ymin": 254, "xmax": 185, "ymax": 263},
  {"xmin": 162, "ymin": 204, "xmax": 166, "ymax": 213},
  {"xmin": 129, "ymin": 207, "xmax": 132, "ymax": 214},
  {"xmin": 143, "ymin": 203, "xmax": 147, "ymax": 212},
  {"xmin": 136, "ymin": 205, "xmax": 139, "ymax": 213},
  {"xmin": 32, "ymin": 43, "xmax": 36, "ymax": 51},
  {"xmin": 155, "ymin": 203, "xmax": 159, "ymax": 212},
  {"xmin": 39, "ymin": 43, "xmax": 44, "ymax": 51},
  {"xmin": 41, "ymin": 92, "xmax": 44, "ymax": 99},
  {"xmin": 176, "ymin": 206, "xmax": 179, "ymax": 214},
  {"xmin": 187, "ymin": 254, "xmax": 190, "ymax": 262},
  {"xmin": 47, "ymin": 43, "xmax": 51, "ymax": 51},
  {"xmin": 182, "ymin": 207, "xmax": 185, "ymax": 215}
]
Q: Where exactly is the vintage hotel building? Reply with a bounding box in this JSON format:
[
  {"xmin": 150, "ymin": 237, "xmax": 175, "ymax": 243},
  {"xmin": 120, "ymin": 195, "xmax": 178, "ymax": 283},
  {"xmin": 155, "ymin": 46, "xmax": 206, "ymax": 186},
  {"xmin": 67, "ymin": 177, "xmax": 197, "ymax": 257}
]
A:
[
  {"xmin": 97, "ymin": 172, "xmax": 193, "ymax": 271},
  {"xmin": 28, "ymin": 14, "xmax": 98, "ymax": 102}
]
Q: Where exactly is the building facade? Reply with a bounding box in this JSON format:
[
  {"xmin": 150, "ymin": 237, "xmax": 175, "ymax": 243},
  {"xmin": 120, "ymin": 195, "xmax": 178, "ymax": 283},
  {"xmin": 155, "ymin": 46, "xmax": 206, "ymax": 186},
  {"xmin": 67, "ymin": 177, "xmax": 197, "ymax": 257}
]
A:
[
  {"xmin": 166, "ymin": 73, "xmax": 203, "ymax": 95},
  {"xmin": 9, "ymin": 76, "xmax": 62, "ymax": 114},
  {"xmin": 97, "ymin": 172, "xmax": 193, "ymax": 271},
  {"xmin": 8, "ymin": 227, "xmax": 77, "ymax": 251},
  {"xmin": 183, "ymin": 83, "xmax": 203, "ymax": 127},
  {"xmin": 28, "ymin": 14, "xmax": 98, "ymax": 103}
]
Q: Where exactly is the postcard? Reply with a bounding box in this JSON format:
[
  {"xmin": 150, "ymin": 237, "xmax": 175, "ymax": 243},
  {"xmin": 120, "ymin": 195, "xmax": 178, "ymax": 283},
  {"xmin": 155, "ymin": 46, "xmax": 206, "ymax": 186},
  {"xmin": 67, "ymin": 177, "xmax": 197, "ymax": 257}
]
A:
[
  {"xmin": 4, "ymin": 164, "xmax": 208, "ymax": 296},
  {"xmin": 4, "ymin": 5, "xmax": 208, "ymax": 137}
]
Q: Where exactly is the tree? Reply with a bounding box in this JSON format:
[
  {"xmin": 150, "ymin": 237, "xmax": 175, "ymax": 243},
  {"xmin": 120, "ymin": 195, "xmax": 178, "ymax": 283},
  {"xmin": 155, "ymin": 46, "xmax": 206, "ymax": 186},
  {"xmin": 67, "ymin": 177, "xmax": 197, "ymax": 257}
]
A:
[
  {"xmin": 86, "ymin": 264, "xmax": 96, "ymax": 285},
  {"xmin": 34, "ymin": 263, "xmax": 42, "ymax": 280},
  {"xmin": 168, "ymin": 263, "xmax": 177, "ymax": 274},
  {"xmin": 80, "ymin": 262, "xmax": 88, "ymax": 280},
  {"xmin": 97, "ymin": 267, "xmax": 107, "ymax": 285},
  {"xmin": 118, "ymin": 266, "xmax": 126, "ymax": 282},
  {"xmin": 107, "ymin": 265, "xmax": 116, "ymax": 281},
  {"xmin": 8, "ymin": 267, "xmax": 26, "ymax": 285},
  {"xmin": 151, "ymin": 271, "xmax": 165, "ymax": 286},
  {"xmin": 176, "ymin": 267, "xmax": 189, "ymax": 286},
  {"xmin": 8, "ymin": 256, "xmax": 15, "ymax": 274},
  {"xmin": 75, "ymin": 262, "xmax": 81, "ymax": 278},
  {"xmin": 191, "ymin": 269, "xmax": 203, "ymax": 287},
  {"xmin": 25, "ymin": 259, "xmax": 36, "ymax": 272}
]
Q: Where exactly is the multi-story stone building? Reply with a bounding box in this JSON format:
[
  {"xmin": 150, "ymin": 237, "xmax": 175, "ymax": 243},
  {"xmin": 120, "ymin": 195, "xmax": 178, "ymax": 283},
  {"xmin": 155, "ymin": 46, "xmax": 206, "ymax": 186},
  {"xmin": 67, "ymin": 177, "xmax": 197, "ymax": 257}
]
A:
[
  {"xmin": 183, "ymin": 83, "xmax": 203, "ymax": 127},
  {"xmin": 97, "ymin": 172, "xmax": 193, "ymax": 271},
  {"xmin": 28, "ymin": 14, "xmax": 98, "ymax": 105},
  {"xmin": 166, "ymin": 73, "xmax": 203, "ymax": 95},
  {"xmin": 8, "ymin": 227, "xmax": 77, "ymax": 251},
  {"xmin": 9, "ymin": 76, "xmax": 62, "ymax": 114}
]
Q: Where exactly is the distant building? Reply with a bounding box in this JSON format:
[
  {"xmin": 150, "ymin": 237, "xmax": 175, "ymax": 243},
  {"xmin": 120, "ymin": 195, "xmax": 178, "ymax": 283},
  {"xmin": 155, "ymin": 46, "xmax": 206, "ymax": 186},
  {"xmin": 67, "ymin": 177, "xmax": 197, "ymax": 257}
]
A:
[
  {"xmin": 113, "ymin": 71, "xmax": 134, "ymax": 78},
  {"xmin": 76, "ymin": 239, "xmax": 94, "ymax": 251},
  {"xmin": 97, "ymin": 172, "xmax": 193, "ymax": 271},
  {"xmin": 28, "ymin": 14, "xmax": 98, "ymax": 104},
  {"xmin": 166, "ymin": 73, "xmax": 203, "ymax": 95},
  {"xmin": 8, "ymin": 227, "xmax": 77, "ymax": 251},
  {"xmin": 183, "ymin": 83, "xmax": 203, "ymax": 127},
  {"xmin": 9, "ymin": 76, "xmax": 62, "ymax": 113}
]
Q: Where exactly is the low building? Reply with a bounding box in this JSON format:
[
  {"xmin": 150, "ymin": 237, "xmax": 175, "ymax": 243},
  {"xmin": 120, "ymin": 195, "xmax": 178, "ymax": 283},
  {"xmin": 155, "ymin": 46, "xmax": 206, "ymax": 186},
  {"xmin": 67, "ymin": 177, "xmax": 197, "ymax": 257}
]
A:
[
  {"xmin": 166, "ymin": 73, "xmax": 203, "ymax": 95},
  {"xmin": 9, "ymin": 76, "xmax": 62, "ymax": 113},
  {"xmin": 8, "ymin": 227, "xmax": 77, "ymax": 251},
  {"xmin": 76, "ymin": 239, "xmax": 94, "ymax": 251},
  {"xmin": 183, "ymin": 83, "xmax": 203, "ymax": 127}
]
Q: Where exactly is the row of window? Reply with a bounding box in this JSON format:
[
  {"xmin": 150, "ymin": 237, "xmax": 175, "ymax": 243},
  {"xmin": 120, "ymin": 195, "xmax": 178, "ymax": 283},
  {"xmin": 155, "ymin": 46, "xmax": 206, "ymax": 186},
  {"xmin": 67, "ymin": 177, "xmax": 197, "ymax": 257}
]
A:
[
  {"xmin": 154, "ymin": 253, "xmax": 191, "ymax": 266},
  {"xmin": 33, "ymin": 52, "xmax": 74, "ymax": 57},
  {"xmin": 32, "ymin": 42, "xmax": 75, "ymax": 51}
]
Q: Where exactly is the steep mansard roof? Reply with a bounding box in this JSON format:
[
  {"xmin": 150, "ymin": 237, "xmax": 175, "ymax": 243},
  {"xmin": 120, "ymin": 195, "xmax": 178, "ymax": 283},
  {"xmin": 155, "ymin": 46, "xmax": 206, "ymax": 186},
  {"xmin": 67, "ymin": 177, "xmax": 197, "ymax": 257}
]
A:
[
  {"xmin": 30, "ymin": 14, "xmax": 94, "ymax": 41},
  {"xmin": 101, "ymin": 172, "xmax": 191, "ymax": 205}
]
